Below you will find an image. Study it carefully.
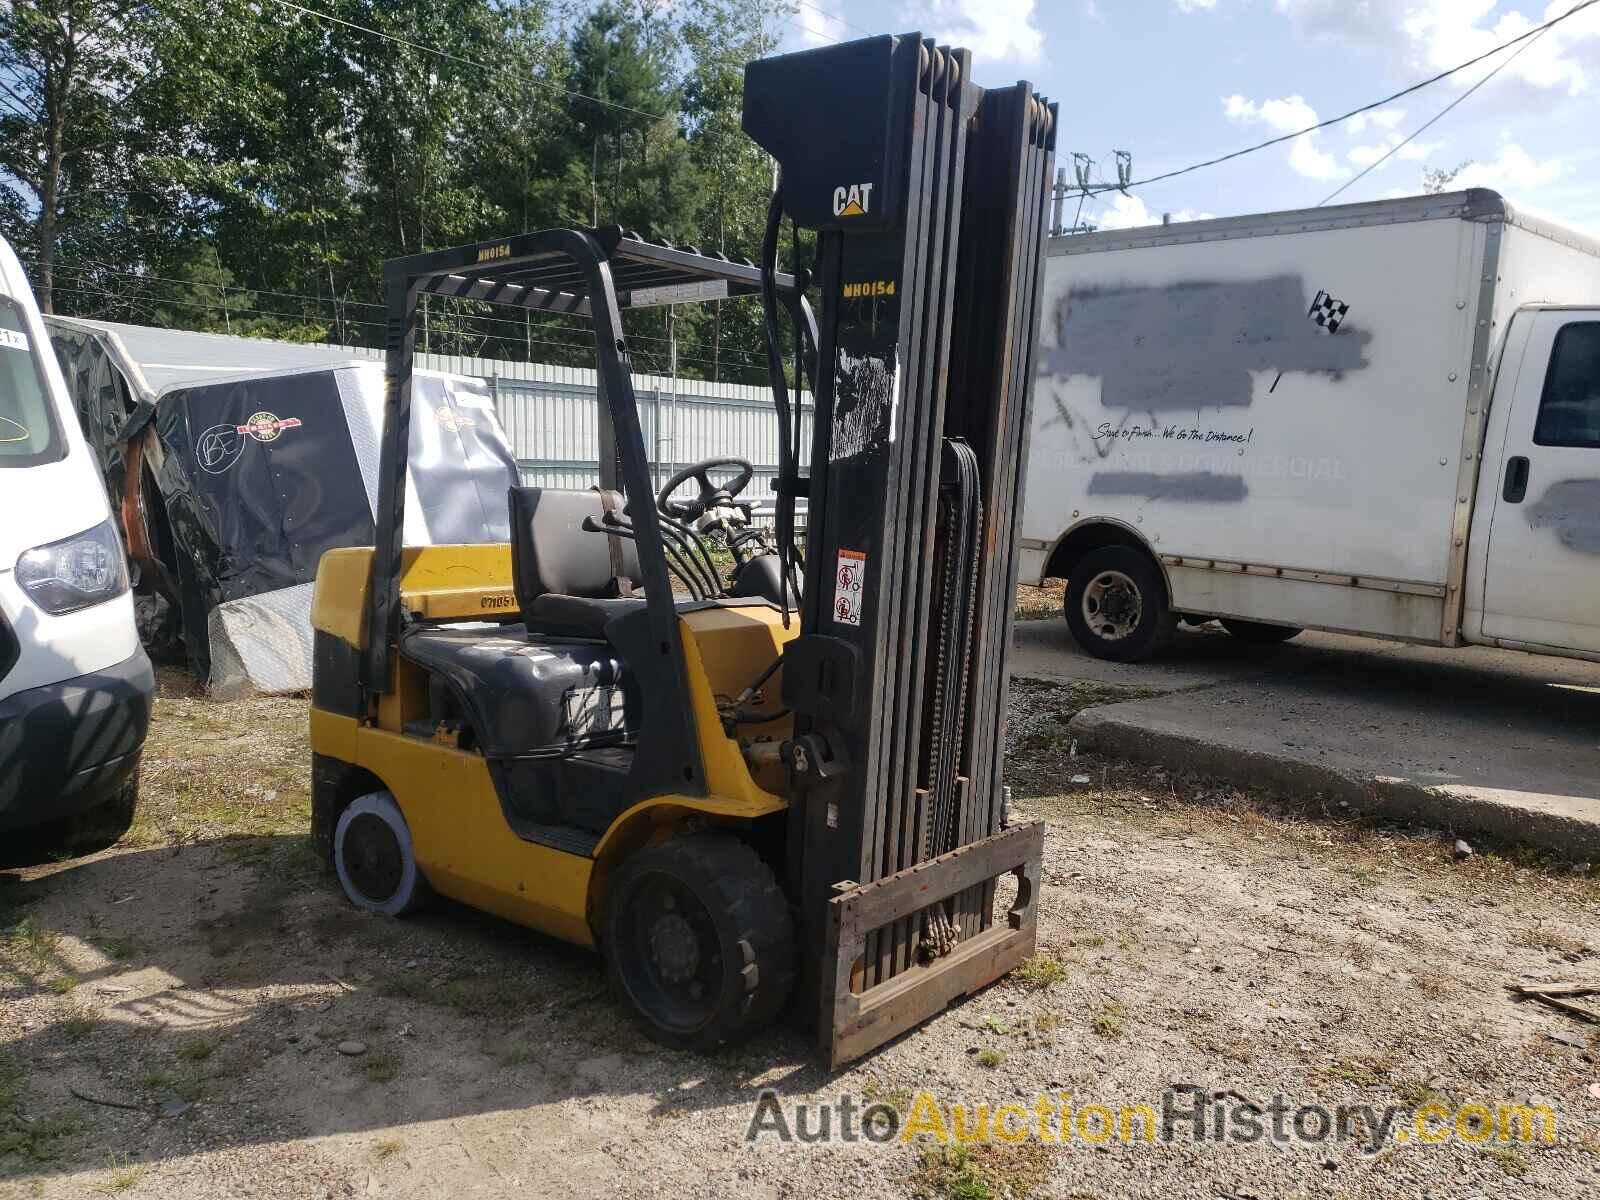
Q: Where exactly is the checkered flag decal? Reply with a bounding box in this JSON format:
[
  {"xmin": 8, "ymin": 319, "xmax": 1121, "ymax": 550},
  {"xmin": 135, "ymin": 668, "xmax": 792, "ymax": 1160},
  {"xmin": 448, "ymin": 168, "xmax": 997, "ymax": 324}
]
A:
[{"xmin": 1307, "ymin": 289, "xmax": 1350, "ymax": 333}]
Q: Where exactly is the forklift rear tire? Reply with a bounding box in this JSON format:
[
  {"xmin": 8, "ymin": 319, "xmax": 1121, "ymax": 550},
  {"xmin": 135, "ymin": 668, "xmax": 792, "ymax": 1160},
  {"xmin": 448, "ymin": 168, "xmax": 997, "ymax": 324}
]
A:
[
  {"xmin": 1064, "ymin": 546, "xmax": 1176, "ymax": 662},
  {"xmin": 602, "ymin": 834, "xmax": 795, "ymax": 1052},
  {"xmin": 334, "ymin": 792, "xmax": 431, "ymax": 917}
]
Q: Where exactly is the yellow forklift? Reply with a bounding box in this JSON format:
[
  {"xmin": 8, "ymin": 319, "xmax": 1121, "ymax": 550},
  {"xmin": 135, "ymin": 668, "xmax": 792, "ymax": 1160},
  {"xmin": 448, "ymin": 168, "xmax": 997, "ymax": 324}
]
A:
[{"xmin": 309, "ymin": 31, "xmax": 1057, "ymax": 1065}]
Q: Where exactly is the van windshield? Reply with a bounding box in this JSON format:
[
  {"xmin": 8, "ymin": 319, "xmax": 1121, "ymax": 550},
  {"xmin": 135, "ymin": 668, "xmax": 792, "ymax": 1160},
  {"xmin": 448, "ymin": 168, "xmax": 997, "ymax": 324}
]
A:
[{"xmin": 0, "ymin": 294, "xmax": 63, "ymax": 467}]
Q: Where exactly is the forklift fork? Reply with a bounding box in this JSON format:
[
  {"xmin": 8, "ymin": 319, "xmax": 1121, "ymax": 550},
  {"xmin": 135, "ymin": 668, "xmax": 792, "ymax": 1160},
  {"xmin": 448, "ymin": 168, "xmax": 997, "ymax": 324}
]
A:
[{"xmin": 822, "ymin": 820, "xmax": 1043, "ymax": 1069}]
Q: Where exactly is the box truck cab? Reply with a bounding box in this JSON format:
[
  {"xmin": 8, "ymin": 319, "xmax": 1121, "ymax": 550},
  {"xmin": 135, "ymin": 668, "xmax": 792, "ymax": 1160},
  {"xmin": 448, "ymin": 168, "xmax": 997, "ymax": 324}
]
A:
[
  {"xmin": 1021, "ymin": 190, "xmax": 1600, "ymax": 663},
  {"xmin": 0, "ymin": 235, "xmax": 152, "ymax": 854}
]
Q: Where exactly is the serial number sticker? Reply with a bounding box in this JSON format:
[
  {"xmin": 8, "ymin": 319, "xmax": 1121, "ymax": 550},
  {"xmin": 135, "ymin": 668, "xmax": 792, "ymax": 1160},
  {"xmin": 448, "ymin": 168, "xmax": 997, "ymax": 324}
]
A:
[
  {"xmin": 833, "ymin": 548, "xmax": 866, "ymax": 626},
  {"xmin": 0, "ymin": 328, "xmax": 28, "ymax": 351}
]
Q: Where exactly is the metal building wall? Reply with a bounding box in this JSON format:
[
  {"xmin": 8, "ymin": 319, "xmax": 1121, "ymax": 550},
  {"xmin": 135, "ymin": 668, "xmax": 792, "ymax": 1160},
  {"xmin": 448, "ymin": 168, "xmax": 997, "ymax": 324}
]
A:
[{"xmin": 323, "ymin": 343, "xmax": 812, "ymax": 504}]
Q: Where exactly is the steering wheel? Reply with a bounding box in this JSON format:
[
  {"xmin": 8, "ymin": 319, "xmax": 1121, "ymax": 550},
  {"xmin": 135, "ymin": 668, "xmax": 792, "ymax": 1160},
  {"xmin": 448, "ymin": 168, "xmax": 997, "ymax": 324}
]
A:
[{"xmin": 657, "ymin": 457, "xmax": 755, "ymax": 521}]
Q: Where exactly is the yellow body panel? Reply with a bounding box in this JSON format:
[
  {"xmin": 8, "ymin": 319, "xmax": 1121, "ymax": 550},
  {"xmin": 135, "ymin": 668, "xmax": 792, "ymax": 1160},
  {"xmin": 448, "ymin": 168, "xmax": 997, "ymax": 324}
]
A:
[
  {"xmin": 312, "ymin": 709, "xmax": 597, "ymax": 945},
  {"xmin": 309, "ymin": 545, "xmax": 801, "ymax": 947},
  {"xmin": 312, "ymin": 545, "xmax": 516, "ymax": 645},
  {"xmin": 677, "ymin": 605, "xmax": 798, "ymax": 804}
]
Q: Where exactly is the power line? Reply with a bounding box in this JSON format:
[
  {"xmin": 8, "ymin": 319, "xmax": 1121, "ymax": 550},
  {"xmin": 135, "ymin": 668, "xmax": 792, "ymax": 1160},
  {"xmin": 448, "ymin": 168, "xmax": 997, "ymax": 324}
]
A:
[
  {"xmin": 793, "ymin": 1, "xmax": 873, "ymax": 39},
  {"xmin": 1318, "ymin": 19, "xmax": 1557, "ymax": 206},
  {"xmin": 263, "ymin": 0, "xmax": 669, "ymax": 124},
  {"xmin": 1100, "ymin": 0, "xmax": 1599, "ymax": 197}
]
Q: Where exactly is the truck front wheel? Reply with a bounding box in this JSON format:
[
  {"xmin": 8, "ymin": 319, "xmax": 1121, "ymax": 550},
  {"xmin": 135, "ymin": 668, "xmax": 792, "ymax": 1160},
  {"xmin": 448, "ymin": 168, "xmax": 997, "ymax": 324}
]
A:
[{"xmin": 1064, "ymin": 546, "xmax": 1175, "ymax": 662}]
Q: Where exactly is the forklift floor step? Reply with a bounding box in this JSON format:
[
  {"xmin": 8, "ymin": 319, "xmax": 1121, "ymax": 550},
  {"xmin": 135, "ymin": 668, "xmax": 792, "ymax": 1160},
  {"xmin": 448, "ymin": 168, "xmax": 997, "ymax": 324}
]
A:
[{"xmin": 515, "ymin": 823, "xmax": 604, "ymax": 858}]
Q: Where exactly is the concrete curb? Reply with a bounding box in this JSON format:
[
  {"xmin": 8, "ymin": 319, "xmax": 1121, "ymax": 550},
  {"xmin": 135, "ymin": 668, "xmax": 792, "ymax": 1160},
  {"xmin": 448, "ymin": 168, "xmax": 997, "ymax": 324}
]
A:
[{"xmin": 1068, "ymin": 703, "xmax": 1600, "ymax": 861}]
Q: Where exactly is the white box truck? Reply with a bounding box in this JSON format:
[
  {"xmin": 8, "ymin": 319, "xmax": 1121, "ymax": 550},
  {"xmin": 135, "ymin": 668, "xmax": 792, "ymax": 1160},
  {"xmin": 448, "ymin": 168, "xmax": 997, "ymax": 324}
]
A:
[{"xmin": 1019, "ymin": 189, "xmax": 1600, "ymax": 663}]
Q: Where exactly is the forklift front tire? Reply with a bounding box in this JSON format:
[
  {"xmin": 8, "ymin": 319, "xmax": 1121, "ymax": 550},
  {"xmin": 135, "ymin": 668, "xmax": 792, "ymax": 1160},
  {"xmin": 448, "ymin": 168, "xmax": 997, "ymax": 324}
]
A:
[
  {"xmin": 334, "ymin": 792, "xmax": 431, "ymax": 917},
  {"xmin": 601, "ymin": 834, "xmax": 795, "ymax": 1052}
]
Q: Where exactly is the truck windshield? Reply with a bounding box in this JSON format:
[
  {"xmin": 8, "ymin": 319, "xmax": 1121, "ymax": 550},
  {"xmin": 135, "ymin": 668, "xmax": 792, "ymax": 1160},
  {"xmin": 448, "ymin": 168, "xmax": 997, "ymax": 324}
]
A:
[{"xmin": 0, "ymin": 295, "xmax": 63, "ymax": 468}]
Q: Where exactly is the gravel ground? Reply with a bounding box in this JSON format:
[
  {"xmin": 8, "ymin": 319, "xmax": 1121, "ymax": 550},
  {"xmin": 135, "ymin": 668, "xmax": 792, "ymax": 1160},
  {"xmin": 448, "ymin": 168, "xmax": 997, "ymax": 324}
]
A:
[{"xmin": 2, "ymin": 669, "xmax": 1599, "ymax": 1199}]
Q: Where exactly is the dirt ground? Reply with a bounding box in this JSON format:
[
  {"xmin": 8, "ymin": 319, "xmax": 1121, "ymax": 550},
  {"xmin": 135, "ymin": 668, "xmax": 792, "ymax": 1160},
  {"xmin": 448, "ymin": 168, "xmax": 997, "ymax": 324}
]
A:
[{"xmin": 3, "ymin": 667, "xmax": 1600, "ymax": 1200}]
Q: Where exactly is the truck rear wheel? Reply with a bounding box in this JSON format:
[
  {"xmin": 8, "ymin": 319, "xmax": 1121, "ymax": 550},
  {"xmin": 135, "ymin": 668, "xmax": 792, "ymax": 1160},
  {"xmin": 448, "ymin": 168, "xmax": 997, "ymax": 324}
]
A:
[
  {"xmin": 1064, "ymin": 546, "xmax": 1175, "ymax": 662},
  {"xmin": 1220, "ymin": 618, "xmax": 1302, "ymax": 645},
  {"xmin": 602, "ymin": 833, "xmax": 795, "ymax": 1052}
]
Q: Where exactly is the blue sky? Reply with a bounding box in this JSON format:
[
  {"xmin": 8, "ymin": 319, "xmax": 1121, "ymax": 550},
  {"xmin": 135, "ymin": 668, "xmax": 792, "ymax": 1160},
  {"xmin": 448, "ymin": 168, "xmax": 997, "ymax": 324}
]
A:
[{"xmin": 774, "ymin": 0, "xmax": 1600, "ymax": 235}]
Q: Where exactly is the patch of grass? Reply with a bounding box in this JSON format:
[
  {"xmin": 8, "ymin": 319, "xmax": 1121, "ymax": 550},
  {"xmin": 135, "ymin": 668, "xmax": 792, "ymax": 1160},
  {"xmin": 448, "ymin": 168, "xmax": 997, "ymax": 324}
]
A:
[
  {"xmin": 1074, "ymin": 934, "xmax": 1107, "ymax": 950},
  {"xmin": 1480, "ymin": 1144, "xmax": 1531, "ymax": 1179},
  {"xmin": 913, "ymin": 1143, "xmax": 1053, "ymax": 1200},
  {"xmin": 975, "ymin": 1048, "xmax": 1006, "ymax": 1069},
  {"xmin": 1088, "ymin": 999, "xmax": 1128, "ymax": 1041},
  {"xmin": 140, "ymin": 1071, "xmax": 204, "ymax": 1103},
  {"xmin": 1014, "ymin": 581, "xmax": 1064, "ymax": 622},
  {"xmin": 1316, "ymin": 1055, "xmax": 1393, "ymax": 1089},
  {"xmin": 1014, "ymin": 954, "xmax": 1068, "ymax": 989},
  {"xmin": 497, "ymin": 1040, "xmax": 535, "ymax": 1066},
  {"xmin": 176, "ymin": 1037, "xmax": 215, "ymax": 1063},
  {"xmin": 1032, "ymin": 1012, "xmax": 1064, "ymax": 1037},
  {"xmin": 1115, "ymin": 929, "xmax": 1142, "ymax": 952},
  {"xmin": 98, "ymin": 1154, "xmax": 145, "ymax": 1193},
  {"xmin": 861, "ymin": 1077, "xmax": 913, "ymax": 1113},
  {"xmin": 99, "ymin": 936, "xmax": 140, "ymax": 962},
  {"xmin": 1392, "ymin": 1078, "xmax": 1446, "ymax": 1111},
  {"xmin": 2, "ymin": 918, "xmax": 62, "ymax": 983},
  {"xmin": 372, "ymin": 1137, "xmax": 405, "ymax": 1159},
  {"xmin": 57, "ymin": 1001, "xmax": 100, "ymax": 1040},
  {"xmin": 45, "ymin": 974, "xmax": 79, "ymax": 995},
  {"xmin": 915, "ymin": 1146, "xmax": 989, "ymax": 1200},
  {"xmin": 1513, "ymin": 922, "xmax": 1590, "ymax": 960},
  {"xmin": 979, "ymin": 1014, "xmax": 1012, "ymax": 1036},
  {"xmin": 0, "ymin": 1053, "xmax": 80, "ymax": 1168},
  {"xmin": 363, "ymin": 1051, "xmax": 401, "ymax": 1083}
]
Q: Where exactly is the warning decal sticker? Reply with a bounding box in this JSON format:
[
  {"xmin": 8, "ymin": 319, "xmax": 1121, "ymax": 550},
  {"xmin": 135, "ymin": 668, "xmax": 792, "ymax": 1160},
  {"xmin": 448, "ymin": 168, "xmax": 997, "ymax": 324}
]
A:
[
  {"xmin": 0, "ymin": 328, "xmax": 28, "ymax": 352},
  {"xmin": 834, "ymin": 548, "xmax": 866, "ymax": 626}
]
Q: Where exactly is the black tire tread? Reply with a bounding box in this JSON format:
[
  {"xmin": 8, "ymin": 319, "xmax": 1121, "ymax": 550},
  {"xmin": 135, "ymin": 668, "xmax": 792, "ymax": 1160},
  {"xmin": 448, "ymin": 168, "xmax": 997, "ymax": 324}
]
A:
[
  {"xmin": 603, "ymin": 833, "xmax": 795, "ymax": 1050},
  {"xmin": 1063, "ymin": 545, "xmax": 1175, "ymax": 663}
]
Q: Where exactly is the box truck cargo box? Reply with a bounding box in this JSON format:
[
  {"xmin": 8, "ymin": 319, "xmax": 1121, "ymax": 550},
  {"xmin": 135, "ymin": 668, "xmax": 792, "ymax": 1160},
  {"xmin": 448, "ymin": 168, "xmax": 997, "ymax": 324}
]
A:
[{"xmin": 1021, "ymin": 189, "xmax": 1600, "ymax": 664}]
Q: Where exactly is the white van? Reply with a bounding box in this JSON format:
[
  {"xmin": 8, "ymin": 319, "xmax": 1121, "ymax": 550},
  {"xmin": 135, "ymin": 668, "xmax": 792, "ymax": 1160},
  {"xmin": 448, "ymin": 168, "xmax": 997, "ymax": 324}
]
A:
[{"xmin": 0, "ymin": 235, "xmax": 152, "ymax": 855}]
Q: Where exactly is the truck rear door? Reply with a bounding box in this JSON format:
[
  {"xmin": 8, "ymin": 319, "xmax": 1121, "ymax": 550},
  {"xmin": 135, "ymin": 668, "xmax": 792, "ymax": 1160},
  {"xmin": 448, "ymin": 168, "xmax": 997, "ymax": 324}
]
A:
[{"xmin": 1479, "ymin": 310, "xmax": 1600, "ymax": 654}]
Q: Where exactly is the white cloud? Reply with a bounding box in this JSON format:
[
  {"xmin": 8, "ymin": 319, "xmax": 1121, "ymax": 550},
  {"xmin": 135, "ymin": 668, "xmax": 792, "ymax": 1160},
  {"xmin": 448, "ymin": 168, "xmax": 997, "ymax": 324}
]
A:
[
  {"xmin": 916, "ymin": 0, "xmax": 1045, "ymax": 64},
  {"xmin": 1223, "ymin": 93, "xmax": 1349, "ymax": 181},
  {"xmin": 1175, "ymin": 0, "xmax": 1219, "ymax": 11},
  {"xmin": 1346, "ymin": 131, "xmax": 1441, "ymax": 168},
  {"xmin": 1277, "ymin": 0, "xmax": 1600, "ymax": 96},
  {"xmin": 1345, "ymin": 106, "xmax": 1406, "ymax": 135},
  {"xmin": 1093, "ymin": 193, "xmax": 1216, "ymax": 230},
  {"xmin": 1450, "ymin": 140, "xmax": 1569, "ymax": 191}
]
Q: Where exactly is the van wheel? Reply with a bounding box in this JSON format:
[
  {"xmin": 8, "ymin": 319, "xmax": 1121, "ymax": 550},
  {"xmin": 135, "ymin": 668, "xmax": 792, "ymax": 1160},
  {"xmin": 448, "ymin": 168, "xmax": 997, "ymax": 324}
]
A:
[
  {"xmin": 1064, "ymin": 546, "xmax": 1175, "ymax": 662},
  {"xmin": 334, "ymin": 792, "xmax": 431, "ymax": 916},
  {"xmin": 1221, "ymin": 619, "xmax": 1301, "ymax": 645},
  {"xmin": 602, "ymin": 834, "xmax": 795, "ymax": 1052}
]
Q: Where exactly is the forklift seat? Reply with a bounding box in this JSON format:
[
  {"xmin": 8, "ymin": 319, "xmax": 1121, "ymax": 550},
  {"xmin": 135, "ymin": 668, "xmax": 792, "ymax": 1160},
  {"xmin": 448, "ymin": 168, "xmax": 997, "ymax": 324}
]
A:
[{"xmin": 509, "ymin": 486, "xmax": 646, "ymax": 637}]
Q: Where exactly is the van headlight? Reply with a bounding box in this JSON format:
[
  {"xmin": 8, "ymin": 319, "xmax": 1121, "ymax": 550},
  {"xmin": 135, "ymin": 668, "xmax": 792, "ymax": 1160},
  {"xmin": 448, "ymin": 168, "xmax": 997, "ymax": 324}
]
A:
[{"xmin": 15, "ymin": 520, "xmax": 129, "ymax": 614}]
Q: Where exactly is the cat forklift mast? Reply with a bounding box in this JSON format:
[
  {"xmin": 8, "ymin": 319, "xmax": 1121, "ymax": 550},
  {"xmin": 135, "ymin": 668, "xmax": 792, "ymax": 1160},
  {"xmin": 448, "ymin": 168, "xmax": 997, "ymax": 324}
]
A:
[{"xmin": 307, "ymin": 32, "xmax": 1056, "ymax": 1068}]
